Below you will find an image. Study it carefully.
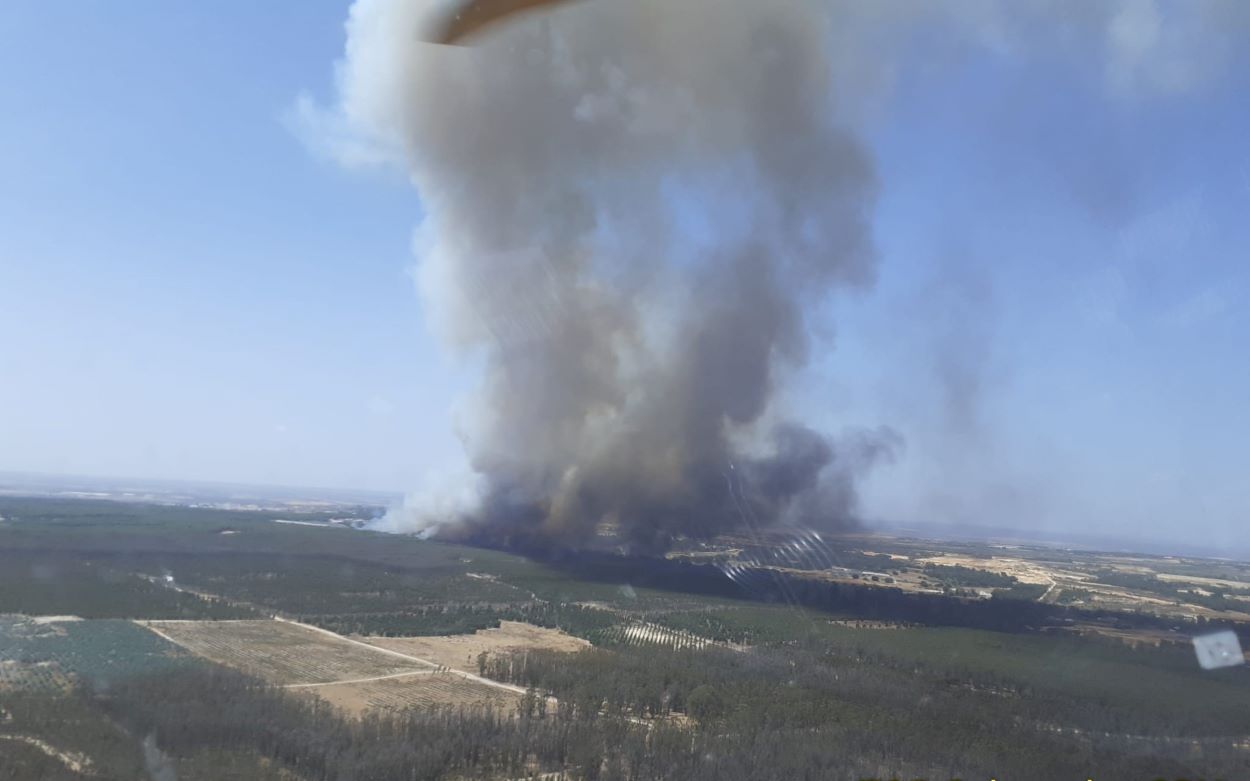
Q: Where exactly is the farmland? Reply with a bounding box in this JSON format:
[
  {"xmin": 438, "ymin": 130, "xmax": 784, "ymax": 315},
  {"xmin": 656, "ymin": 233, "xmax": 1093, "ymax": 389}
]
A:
[
  {"xmin": 0, "ymin": 615, "xmax": 193, "ymax": 689},
  {"xmin": 143, "ymin": 619, "xmax": 429, "ymax": 685},
  {"xmin": 141, "ymin": 618, "xmax": 539, "ymax": 717},
  {"xmin": 363, "ymin": 620, "xmax": 590, "ymax": 674},
  {"xmin": 307, "ymin": 671, "xmax": 520, "ymax": 716},
  {"xmin": 597, "ymin": 621, "xmax": 726, "ymax": 651}
]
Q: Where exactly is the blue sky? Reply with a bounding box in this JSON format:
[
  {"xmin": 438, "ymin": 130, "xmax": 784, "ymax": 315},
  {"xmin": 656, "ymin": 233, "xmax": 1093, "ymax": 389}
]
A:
[
  {"xmin": 1, "ymin": 1, "xmax": 465, "ymax": 492},
  {"xmin": 1, "ymin": 2, "xmax": 1246, "ymax": 547},
  {"xmin": 836, "ymin": 25, "xmax": 1250, "ymax": 546}
]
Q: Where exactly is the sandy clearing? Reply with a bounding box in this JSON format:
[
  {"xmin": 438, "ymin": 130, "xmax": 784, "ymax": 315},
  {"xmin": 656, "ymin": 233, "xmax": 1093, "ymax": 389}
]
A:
[
  {"xmin": 1157, "ymin": 573, "xmax": 1250, "ymax": 591},
  {"xmin": 1059, "ymin": 624, "xmax": 1190, "ymax": 648},
  {"xmin": 0, "ymin": 734, "xmax": 93, "ymax": 774},
  {"xmin": 917, "ymin": 555, "xmax": 1084, "ymax": 586},
  {"xmin": 272, "ymin": 519, "xmax": 342, "ymax": 528},
  {"xmin": 362, "ymin": 621, "xmax": 590, "ymax": 675},
  {"xmin": 140, "ymin": 618, "xmax": 558, "ymax": 717},
  {"xmin": 143, "ymin": 619, "xmax": 428, "ymax": 685},
  {"xmin": 860, "ymin": 551, "xmax": 911, "ymax": 561},
  {"xmin": 284, "ymin": 670, "xmax": 438, "ymax": 688},
  {"xmin": 307, "ymin": 672, "xmax": 521, "ymax": 717},
  {"xmin": 276, "ymin": 617, "xmax": 532, "ymax": 696}
]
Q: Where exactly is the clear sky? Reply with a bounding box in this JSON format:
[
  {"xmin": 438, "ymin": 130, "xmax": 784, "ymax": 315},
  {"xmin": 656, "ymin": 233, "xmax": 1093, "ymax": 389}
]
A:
[
  {"xmin": 1, "ymin": 1, "xmax": 468, "ymax": 493},
  {"xmin": 2, "ymin": 2, "xmax": 1246, "ymax": 548}
]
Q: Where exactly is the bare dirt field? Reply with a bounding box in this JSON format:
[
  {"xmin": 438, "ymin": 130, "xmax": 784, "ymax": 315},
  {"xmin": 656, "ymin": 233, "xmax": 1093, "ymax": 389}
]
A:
[
  {"xmin": 140, "ymin": 619, "xmax": 539, "ymax": 717},
  {"xmin": 1057, "ymin": 624, "xmax": 1191, "ymax": 648},
  {"xmin": 143, "ymin": 620, "xmax": 429, "ymax": 685},
  {"xmin": 917, "ymin": 554, "xmax": 1080, "ymax": 586},
  {"xmin": 300, "ymin": 671, "xmax": 521, "ymax": 717},
  {"xmin": 1156, "ymin": 573, "xmax": 1250, "ymax": 591},
  {"xmin": 362, "ymin": 621, "xmax": 590, "ymax": 674}
]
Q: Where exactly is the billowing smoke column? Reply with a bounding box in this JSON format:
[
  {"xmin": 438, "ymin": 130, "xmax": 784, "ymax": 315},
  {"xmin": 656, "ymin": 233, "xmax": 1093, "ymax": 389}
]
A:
[{"xmin": 332, "ymin": 0, "xmax": 900, "ymax": 550}]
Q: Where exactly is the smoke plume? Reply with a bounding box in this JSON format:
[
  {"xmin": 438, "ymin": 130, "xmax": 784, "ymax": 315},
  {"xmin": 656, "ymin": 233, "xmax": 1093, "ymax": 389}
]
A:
[
  {"xmin": 317, "ymin": 0, "xmax": 895, "ymax": 550},
  {"xmin": 304, "ymin": 0, "xmax": 1247, "ymax": 551}
]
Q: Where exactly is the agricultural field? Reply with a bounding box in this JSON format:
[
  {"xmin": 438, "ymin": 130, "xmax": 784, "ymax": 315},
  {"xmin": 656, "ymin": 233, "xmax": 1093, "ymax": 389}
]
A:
[
  {"xmin": 0, "ymin": 658, "xmax": 71, "ymax": 692},
  {"xmin": 363, "ymin": 620, "xmax": 590, "ymax": 674},
  {"xmin": 140, "ymin": 618, "xmax": 538, "ymax": 717},
  {"xmin": 143, "ymin": 619, "xmax": 430, "ymax": 685},
  {"xmin": 647, "ymin": 604, "xmax": 844, "ymax": 646},
  {"xmin": 305, "ymin": 671, "xmax": 521, "ymax": 716},
  {"xmin": 1157, "ymin": 572, "xmax": 1250, "ymax": 591},
  {"xmin": 597, "ymin": 621, "xmax": 725, "ymax": 651},
  {"xmin": 0, "ymin": 615, "xmax": 193, "ymax": 689}
]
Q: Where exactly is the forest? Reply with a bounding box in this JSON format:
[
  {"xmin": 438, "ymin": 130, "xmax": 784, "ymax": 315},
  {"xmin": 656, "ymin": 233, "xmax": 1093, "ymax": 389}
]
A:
[
  {"xmin": 5, "ymin": 637, "xmax": 1248, "ymax": 781},
  {"xmin": 3, "ymin": 496, "xmax": 1249, "ymax": 780},
  {"xmin": 2, "ymin": 497, "xmax": 1239, "ymax": 637}
]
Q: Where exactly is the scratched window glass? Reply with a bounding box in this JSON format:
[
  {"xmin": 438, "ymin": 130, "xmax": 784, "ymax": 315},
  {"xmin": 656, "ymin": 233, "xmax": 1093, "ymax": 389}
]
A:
[{"xmin": 1, "ymin": 2, "xmax": 1247, "ymax": 780}]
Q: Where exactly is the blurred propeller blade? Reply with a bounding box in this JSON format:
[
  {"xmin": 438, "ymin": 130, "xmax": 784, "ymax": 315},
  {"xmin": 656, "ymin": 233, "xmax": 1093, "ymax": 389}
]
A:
[{"xmin": 430, "ymin": 0, "xmax": 583, "ymax": 45}]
